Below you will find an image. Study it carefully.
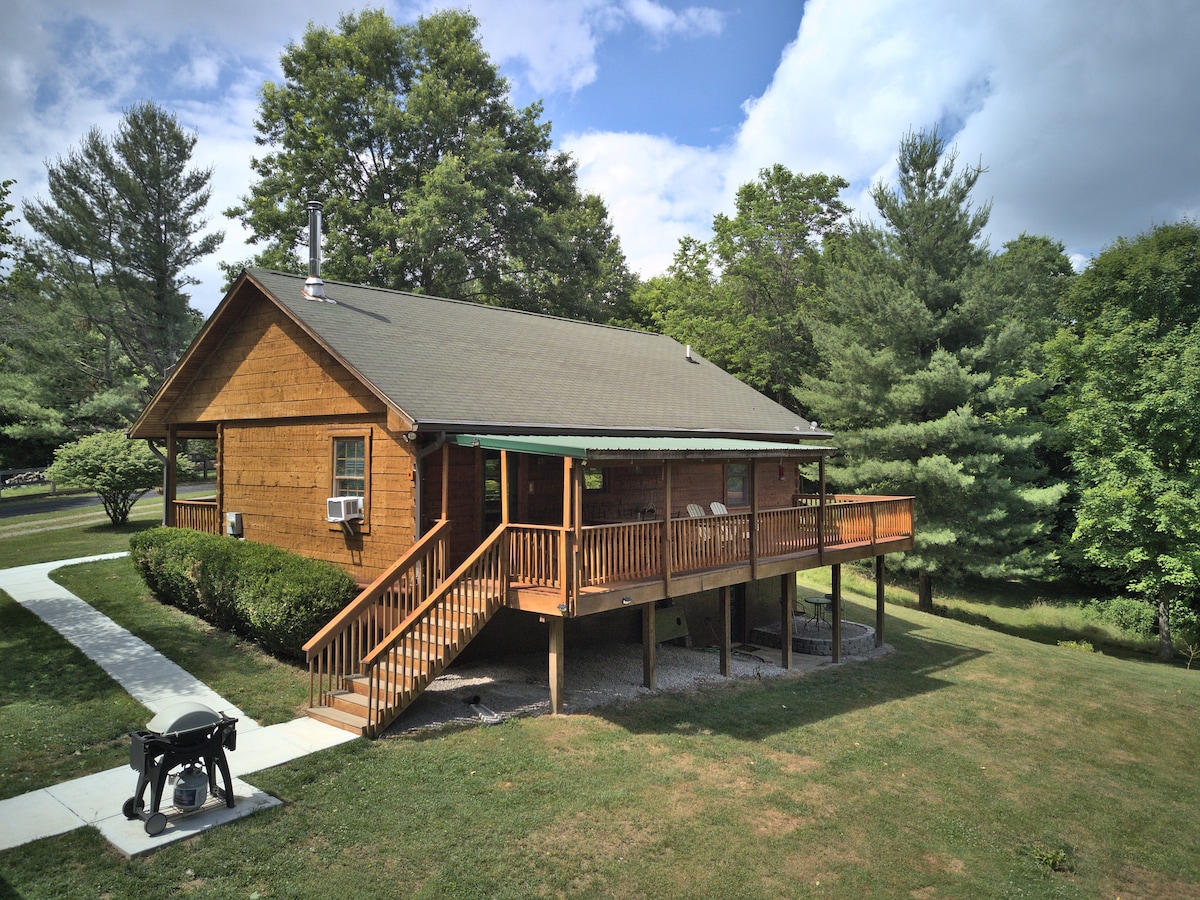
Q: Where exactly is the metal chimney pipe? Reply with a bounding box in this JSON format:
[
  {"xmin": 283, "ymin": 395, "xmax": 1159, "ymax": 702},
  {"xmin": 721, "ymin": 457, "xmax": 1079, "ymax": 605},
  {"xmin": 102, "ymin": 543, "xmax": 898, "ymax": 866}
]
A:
[{"xmin": 304, "ymin": 200, "xmax": 326, "ymax": 300}]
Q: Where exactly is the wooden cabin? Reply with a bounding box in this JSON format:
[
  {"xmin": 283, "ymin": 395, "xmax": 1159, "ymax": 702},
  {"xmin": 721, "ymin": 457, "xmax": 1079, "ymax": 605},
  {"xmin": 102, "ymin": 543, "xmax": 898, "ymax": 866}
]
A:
[{"xmin": 130, "ymin": 268, "xmax": 914, "ymax": 736}]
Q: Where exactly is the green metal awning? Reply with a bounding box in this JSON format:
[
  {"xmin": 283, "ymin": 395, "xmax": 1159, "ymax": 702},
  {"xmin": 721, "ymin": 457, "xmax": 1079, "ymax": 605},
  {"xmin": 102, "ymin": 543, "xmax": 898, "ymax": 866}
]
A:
[{"xmin": 453, "ymin": 434, "xmax": 834, "ymax": 460}]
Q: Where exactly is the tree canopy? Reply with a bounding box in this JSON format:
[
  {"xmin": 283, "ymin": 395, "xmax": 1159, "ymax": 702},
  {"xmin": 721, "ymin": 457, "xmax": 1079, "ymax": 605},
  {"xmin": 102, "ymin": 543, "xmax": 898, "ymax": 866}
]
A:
[
  {"xmin": 797, "ymin": 129, "xmax": 1066, "ymax": 604},
  {"xmin": 0, "ymin": 104, "xmax": 220, "ymax": 466},
  {"xmin": 649, "ymin": 165, "xmax": 849, "ymax": 409},
  {"xmin": 1049, "ymin": 221, "xmax": 1200, "ymax": 658},
  {"xmin": 228, "ymin": 8, "xmax": 632, "ymax": 322}
]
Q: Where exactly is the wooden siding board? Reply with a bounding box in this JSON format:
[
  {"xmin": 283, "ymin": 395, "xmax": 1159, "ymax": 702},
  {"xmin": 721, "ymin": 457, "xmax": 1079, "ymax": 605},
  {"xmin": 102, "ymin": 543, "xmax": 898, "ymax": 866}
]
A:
[
  {"xmin": 166, "ymin": 301, "xmax": 383, "ymax": 424},
  {"xmin": 221, "ymin": 420, "xmax": 416, "ymax": 580}
]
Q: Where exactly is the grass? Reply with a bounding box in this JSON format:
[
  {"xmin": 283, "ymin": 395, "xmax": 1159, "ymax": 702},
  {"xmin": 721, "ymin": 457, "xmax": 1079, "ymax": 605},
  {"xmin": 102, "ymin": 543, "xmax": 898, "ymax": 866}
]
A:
[
  {"xmin": 0, "ymin": 591, "xmax": 150, "ymax": 800},
  {"xmin": 0, "ymin": 483, "xmax": 213, "ymax": 569},
  {"xmin": 52, "ymin": 558, "xmax": 311, "ymax": 726},
  {"xmin": 801, "ymin": 562, "xmax": 1171, "ymax": 662},
  {"xmin": 0, "ymin": 593, "xmax": 1196, "ymax": 898},
  {"xmin": 1, "ymin": 497, "xmax": 1199, "ymax": 896}
]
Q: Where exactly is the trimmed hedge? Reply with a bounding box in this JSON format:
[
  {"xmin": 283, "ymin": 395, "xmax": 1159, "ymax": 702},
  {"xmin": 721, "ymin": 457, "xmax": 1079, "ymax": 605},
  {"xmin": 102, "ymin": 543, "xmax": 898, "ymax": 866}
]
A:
[{"xmin": 130, "ymin": 528, "xmax": 358, "ymax": 659}]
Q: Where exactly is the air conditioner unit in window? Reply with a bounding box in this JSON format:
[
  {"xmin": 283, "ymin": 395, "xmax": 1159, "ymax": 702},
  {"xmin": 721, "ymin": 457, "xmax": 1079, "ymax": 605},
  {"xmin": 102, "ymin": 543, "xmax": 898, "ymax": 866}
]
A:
[{"xmin": 327, "ymin": 496, "xmax": 364, "ymax": 522}]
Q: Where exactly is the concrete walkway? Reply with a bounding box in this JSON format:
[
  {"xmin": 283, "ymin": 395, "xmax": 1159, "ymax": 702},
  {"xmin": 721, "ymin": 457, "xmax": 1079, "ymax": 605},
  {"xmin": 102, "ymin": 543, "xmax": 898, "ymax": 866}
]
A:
[{"xmin": 0, "ymin": 555, "xmax": 357, "ymax": 857}]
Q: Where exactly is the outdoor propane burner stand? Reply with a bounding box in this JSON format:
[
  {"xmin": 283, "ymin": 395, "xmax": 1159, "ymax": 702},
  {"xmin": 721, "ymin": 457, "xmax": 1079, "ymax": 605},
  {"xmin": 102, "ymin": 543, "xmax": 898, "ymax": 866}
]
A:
[{"xmin": 123, "ymin": 701, "xmax": 238, "ymax": 836}]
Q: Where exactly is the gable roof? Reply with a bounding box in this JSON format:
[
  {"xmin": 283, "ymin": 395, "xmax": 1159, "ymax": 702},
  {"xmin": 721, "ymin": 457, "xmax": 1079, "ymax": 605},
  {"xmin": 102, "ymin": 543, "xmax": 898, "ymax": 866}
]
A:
[{"xmin": 131, "ymin": 268, "xmax": 832, "ymax": 444}]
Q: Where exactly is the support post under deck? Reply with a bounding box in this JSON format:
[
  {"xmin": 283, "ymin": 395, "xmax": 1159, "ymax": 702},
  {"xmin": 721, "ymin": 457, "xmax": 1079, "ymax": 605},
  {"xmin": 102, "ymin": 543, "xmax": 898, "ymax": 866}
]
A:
[
  {"xmin": 549, "ymin": 617, "xmax": 565, "ymax": 715},
  {"xmin": 831, "ymin": 564, "xmax": 842, "ymax": 663},
  {"xmin": 780, "ymin": 574, "xmax": 794, "ymax": 670},
  {"xmin": 642, "ymin": 603, "xmax": 656, "ymax": 689},
  {"xmin": 876, "ymin": 555, "xmax": 886, "ymax": 648},
  {"xmin": 719, "ymin": 585, "xmax": 731, "ymax": 677}
]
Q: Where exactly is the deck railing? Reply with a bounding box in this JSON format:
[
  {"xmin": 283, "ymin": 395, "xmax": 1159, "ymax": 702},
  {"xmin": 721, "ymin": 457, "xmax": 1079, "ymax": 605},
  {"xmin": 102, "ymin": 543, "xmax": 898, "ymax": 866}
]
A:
[
  {"xmin": 357, "ymin": 524, "xmax": 507, "ymax": 734},
  {"xmin": 304, "ymin": 519, "xmax": 450, "ymax": 712},
  {"xmin": 510, "ymin": 496, "xmax": 912, "ymax": 590},
  {"xmin": 172, "ymin": 499, "xmax": 221, "ymax": 534},
  {"xmin": 508, "ymin": 524, "xmax": 562, "ymax": 587},
  {"xmin": 580, "ymin": 520, "xmax": 662, "ymax": 586}
]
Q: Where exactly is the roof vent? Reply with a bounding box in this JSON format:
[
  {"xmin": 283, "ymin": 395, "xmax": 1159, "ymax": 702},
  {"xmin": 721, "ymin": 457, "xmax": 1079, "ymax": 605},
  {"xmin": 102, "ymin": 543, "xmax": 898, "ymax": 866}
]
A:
[{"xmin": 303, "ymin": 200, "xmax": 331, "ymax": 302}]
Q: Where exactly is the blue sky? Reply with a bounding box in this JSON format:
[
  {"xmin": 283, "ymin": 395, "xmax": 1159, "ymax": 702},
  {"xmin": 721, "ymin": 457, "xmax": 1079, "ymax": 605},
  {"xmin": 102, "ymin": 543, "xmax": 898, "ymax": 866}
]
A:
[{"xmin": 4, "ymin": 0, "xmax": 1200, "ymax": 315}]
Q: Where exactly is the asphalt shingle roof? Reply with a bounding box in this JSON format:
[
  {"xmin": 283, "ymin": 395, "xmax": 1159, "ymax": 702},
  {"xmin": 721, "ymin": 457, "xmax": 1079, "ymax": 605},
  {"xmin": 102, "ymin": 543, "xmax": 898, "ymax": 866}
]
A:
[{"xmin": 253, "ymin": 269, "xmax": 825, "ymax": 441}]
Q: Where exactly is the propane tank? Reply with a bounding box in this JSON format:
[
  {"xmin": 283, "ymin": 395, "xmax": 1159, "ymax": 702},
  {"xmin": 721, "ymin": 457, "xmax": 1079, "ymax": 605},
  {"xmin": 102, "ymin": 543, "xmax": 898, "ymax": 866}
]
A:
[{"xmin": 173, "ymin": 763, "xmax": 208, "ymax": 812}]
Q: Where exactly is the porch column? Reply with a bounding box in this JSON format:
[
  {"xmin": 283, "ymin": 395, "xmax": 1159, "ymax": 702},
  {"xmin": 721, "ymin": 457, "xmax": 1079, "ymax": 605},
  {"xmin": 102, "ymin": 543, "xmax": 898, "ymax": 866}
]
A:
[
  {"xmin": 642, "ymin": 603, "xmax": 656, "ymax": 689},
  {"xmin": 780, "ymin": 574, "xmax": 794, "ymax": 670},
  {"xmin": 549, "ymin": 617, "xmax": 565, "ymax": 715},
  {"xmin": 817, "ymin": 456, "xmax": 827, "ymax": 561},
  {"xmin": 500, "ymin": 449, "xmax": 510, "ymax": 525},
  {"xmin": 875, "ymin": 555, "xmax": 886, "ymax": 648},
  {"xmin": 560, "ymin": 458, "xmax": 572, "ymax": 611},
  {"xmin": 661, "ymin": 461, "xmax": 673, "ymax": 597},
  {"xmin": 749, "ymin": 458, "xmax": 759, "ymax": 580},
  {"xmin": 719, "ymin": 585, "xmax": 732, "ymax": 677},
  {"xmin": 164, "ymin": 424, "xmax": 178, "ymax": 527},
  {"xmin": 440, "ymin": 442, "xmax": 450, "ymax": 521},
  {"xmin": 831, "ymin": 563, "xmax": 842, "ymax": 663}
]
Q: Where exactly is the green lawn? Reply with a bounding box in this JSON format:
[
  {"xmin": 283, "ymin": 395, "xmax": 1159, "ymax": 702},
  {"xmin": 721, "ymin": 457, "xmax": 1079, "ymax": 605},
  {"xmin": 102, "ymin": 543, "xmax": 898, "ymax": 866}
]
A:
[
  {"xmin": 0, "ymin": 483, "xmax": 213, "ymax": 569},
  {"xmin": 1, "ymin": 498, "xmax": 1198, "ymax": 897},
  {"xmin": 2, "ymin": 591, "xmax": 1199, "ymax": 896},
  {"xmin": 0, "ymin": 591, "xmax": 150, "ymax": 799}
]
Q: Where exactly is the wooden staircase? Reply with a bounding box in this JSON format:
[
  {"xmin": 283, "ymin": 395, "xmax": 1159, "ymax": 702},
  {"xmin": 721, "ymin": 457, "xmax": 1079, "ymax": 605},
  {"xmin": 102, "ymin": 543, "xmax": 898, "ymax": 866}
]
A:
[{"xmin": 303, "ymin": 521, "xmax": 509, "ymax": 737}]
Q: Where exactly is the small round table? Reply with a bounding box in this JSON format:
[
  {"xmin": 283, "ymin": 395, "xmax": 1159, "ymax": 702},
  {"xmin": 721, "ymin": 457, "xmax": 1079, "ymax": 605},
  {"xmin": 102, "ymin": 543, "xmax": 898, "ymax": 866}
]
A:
[{"xmin": 801, "ymin": 595, "xmax": 833, "ymax": 628}]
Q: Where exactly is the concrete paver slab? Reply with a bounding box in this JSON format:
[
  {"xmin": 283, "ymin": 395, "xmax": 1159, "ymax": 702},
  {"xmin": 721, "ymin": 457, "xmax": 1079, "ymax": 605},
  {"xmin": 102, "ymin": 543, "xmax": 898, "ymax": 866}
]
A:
[
  {"xmin": 0, "ymin": 790, "xmax": 85, "ymax": 850},
  {"xmin": 93, "ymin": 777, "xmax": 280, "ymax": 858}
]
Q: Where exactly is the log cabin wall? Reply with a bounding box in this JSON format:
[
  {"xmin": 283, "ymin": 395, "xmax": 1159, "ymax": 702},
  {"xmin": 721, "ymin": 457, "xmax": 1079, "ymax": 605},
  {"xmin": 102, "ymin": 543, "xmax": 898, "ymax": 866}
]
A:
[
  {"xmin": 220, "ymin": 416, "xmax": 417, "ymax": 581},
  {"xmin": 167, "ymin": 296, "xmax": 383, "ymax": 424},
  {"xmin": 582, "ymin": 459, "xmax": 799, "ymax": 523}
]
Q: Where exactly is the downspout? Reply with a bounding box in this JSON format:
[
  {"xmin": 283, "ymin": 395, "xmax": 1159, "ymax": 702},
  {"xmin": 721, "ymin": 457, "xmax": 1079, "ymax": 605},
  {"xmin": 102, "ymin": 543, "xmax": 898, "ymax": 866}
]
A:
[{"xmin": 413, "ymin": 432, "xmax": 447, "ymax": 539}]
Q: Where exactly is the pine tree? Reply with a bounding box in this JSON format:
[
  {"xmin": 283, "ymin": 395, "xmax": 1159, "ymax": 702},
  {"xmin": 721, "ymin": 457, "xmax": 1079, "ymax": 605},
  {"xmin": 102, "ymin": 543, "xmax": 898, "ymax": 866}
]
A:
[{"xmin": 797, "ymin": 130, "xmax": 1065, "ymax": 607}]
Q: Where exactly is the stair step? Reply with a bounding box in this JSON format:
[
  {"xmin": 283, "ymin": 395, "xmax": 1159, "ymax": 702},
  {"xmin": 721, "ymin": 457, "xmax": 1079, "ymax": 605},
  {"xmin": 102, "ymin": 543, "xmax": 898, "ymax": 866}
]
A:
[
  {"xmin": 306, "ymin": 704, "xmax": 369, "ymax": 736},
  {"xmin": 327, "ymin": 688, "xmax": 371, "ymax": 715}
]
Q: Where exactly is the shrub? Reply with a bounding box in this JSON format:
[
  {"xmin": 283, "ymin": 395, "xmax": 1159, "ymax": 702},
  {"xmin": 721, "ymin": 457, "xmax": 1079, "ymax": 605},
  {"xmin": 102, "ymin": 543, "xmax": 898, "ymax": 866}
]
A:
[
  {"xmin": 46, "ymin": 431, "xmax": 193, "ymax": 525},
  {"xmin": 130, "ymin": 528, "xmax": 357, "ymax": 659},
  {"xmin": 1079, "ymin": 596, "xmax": 1157, "ymax": 637}
]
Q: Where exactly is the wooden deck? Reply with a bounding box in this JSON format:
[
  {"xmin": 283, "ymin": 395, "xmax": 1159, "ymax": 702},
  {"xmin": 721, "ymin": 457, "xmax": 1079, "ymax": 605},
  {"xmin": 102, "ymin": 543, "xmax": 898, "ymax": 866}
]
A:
[{"xmin": 507, "ymin": 497, "xmax": 914, "ymax": 617}]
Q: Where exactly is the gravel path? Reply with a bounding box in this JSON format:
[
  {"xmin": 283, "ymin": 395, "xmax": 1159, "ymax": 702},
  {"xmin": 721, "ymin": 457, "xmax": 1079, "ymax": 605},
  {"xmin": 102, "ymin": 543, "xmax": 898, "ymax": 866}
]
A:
[{"xmin": 384, "ymin": 640, "xmax": 892, "ymax": 736}]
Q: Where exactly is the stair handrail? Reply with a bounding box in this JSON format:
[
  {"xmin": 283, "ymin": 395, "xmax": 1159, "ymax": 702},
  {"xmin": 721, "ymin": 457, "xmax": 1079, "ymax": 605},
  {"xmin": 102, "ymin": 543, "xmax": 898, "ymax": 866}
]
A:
[
  {"xmin": 362, "ymin": 522, "xmax": 507, "ymax": 669},
  {"xmin": 303, "ymin": 518, "xmax": 451, "ymax": 659}
]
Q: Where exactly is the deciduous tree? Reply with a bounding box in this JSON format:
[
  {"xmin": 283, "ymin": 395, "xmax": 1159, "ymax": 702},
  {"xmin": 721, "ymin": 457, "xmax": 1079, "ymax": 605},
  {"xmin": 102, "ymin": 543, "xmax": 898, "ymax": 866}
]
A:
[
  {"xmin": 1049, "ymin": 221, "xmax": 1200, "ymax": 659},
  {"xmin": 656, "ymin": 166, "xmax": 848, "ymax": 409},
  {"xmin": 228, "ymin": 8, "xmax": 632, "ymax": 322},
  {"xmin": 45, "ymin": 431, "xmax": 167, "ymax": 525}
]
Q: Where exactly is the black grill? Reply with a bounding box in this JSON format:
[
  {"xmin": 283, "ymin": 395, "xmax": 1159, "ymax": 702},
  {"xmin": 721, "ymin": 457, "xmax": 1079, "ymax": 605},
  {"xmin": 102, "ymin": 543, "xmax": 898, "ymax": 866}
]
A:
[{"xmin": 122, "ymin": 701, "xmax": 238, "ymax": 836}]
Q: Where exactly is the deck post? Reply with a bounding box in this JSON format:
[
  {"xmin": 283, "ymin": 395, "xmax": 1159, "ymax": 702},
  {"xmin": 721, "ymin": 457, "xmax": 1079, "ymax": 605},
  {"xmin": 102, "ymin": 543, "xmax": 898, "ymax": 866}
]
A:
[
  {"xmin": 440, "ymin": 442, "xmax": 450, "ymax": 520},
  {"xmin": 817, "ymin": 456, "xmax": 827, "ymax": 562},
  {"xmin": 780, "ymin": 574, "xmax": 794, "ymax": 670},
  {"xmin": 561, "ymin": 458, "xmax": 572, "ymax": 611},
  {"xmin": 749, "ymin": 459, "xmax": 759, "ymax": 580},
  {"xmin": 719, "ymin": 585, "xmax": 732, "ymax": 677},
  {"xmin": 875, "ymin": 555, "xmax": 885, "ymax": 647},
  {"xmin": 549, "ymin": 617, "xmax": 565, "ymax": 715},
  {"xmin": 831, "ymin": 563, "xmax": 842, "ymax": 663},
  {"xmin": 500, "ymin": 449, "xmax": 509, "ymax": 525},
  {"xmin": 661, "ymin": 461, "xmax": 673, "ymax": 597},
  {"xmin": 642, "ymin": 603, "xmax": 656, "ymax": 689}
]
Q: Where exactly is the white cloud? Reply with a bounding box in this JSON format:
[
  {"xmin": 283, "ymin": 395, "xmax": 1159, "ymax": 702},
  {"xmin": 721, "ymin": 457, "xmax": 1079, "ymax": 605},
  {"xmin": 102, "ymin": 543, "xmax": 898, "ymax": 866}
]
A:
[
  {"xmin": 621, "ymin": 0, "xmax": 723, "ymax": 40},
  {"xmin": 565, "ymin": 130, "xmax": 729, "ymax": 276}
]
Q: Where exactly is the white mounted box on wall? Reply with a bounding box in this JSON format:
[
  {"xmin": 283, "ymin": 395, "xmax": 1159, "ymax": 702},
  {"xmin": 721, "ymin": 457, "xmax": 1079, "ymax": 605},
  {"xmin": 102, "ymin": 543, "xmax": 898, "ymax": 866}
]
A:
[
  {"xmin": 225, "ymin": 512, "xmax": 243, "ymax": 537},
  {"xmin": 327, "ymin": 496, "xmax": 364, "ymax": 522}
]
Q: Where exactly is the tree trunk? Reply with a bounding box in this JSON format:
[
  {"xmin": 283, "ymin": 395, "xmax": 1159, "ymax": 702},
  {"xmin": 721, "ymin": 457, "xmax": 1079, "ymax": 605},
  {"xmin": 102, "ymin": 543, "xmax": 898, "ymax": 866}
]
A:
[
  {"xmin": 1157, "ymin": 597, "xmax": 1174, "ymax": 662},
  {"xmin": 918, "ymin": 569, "xmax": 933, "ymax": 612}
]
